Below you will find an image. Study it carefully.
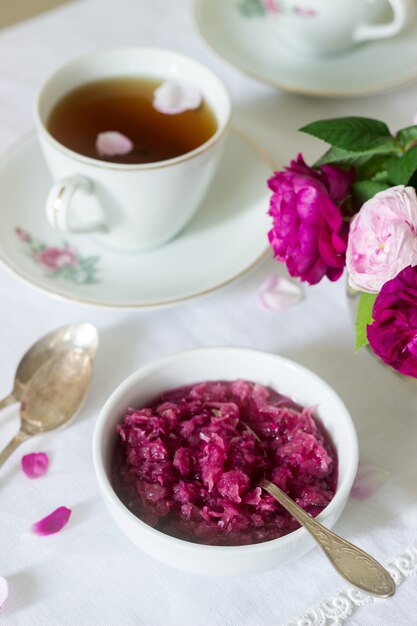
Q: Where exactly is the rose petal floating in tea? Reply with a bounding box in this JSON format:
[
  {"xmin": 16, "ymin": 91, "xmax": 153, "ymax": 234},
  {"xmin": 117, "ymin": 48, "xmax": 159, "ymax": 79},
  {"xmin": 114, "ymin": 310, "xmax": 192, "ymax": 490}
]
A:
[
  {"xmin": 259, "ymin": 275, "xmax": 304, "ymax": 312},
  {"xmin": 0, "ymin": 577, "xmax": 8, "ymax": 611},
  {"xmin": 95, "ymin": 131, "xmax": 134, "ymax": 157},
  {"xmin": 21, "ymin": 452, "xmax": 49, "ymax": 479},
  {"xmin": 153, "ymin": 80, "xmax": 202, "ymax": 115},
  {"xmin": 350, "ymin": 463, "xmax": 389, "ymax": 500},
  {"xmin": 31, "ymin": 506, "xmax": 71, "ymax": 536}
]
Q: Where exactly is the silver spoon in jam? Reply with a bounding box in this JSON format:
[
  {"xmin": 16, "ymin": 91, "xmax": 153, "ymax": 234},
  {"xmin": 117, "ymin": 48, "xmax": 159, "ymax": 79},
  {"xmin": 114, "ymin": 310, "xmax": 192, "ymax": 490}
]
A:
[
  {"xmin": 260, "ymin": 479, "xmax": 395, "ymax": 598},
  {"xmin": 241, "ymin": 422, "xmax": 395, "ymax": 597}
]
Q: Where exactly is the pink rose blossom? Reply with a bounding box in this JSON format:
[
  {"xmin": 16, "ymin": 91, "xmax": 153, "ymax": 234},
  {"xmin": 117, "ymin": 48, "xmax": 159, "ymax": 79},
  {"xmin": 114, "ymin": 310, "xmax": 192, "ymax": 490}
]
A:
[
  {"xmin": 346, "ymin": 185, "xmax": 417, "ymax": 293},
  {"xmin": 96, "ymin": 131, "xmax": 134, "ymax": 158},
  {"xmin": 36, "ymin": 247, "xmax": 77, "ymax": 271},
  {"xmin": 15, "ymin": 227, "xmax": 31, "ymax": 242},
  {"xmin": 261, "ymin": 0, "xmax": 280, "ymax": 13},
  {"xmin": 268, "ymin": 154, "xmax": 353, "ymax": 285},
  {"xmin": 367, "ymin": 265, "xmax": 417, "ymax": 377}
]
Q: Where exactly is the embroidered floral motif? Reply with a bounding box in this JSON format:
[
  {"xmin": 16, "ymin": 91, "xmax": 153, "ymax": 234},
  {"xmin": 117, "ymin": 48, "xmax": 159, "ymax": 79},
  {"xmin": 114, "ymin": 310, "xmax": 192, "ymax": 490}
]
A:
[
  {"xmin": 288, "ymin": 545, "xmax": 417, "ymax": 625},
  {"xmin": 15, "ymin": 227, "xmax": 100, "ymax": 285},
  {"xmin": 238, "ymin": 0, "xmax": 317, "ymax": 18}
]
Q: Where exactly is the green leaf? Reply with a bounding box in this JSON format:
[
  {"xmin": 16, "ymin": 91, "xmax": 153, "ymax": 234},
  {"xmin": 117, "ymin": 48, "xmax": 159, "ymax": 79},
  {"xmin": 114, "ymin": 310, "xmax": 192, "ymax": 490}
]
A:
[
  {"xmin": 315, "ymin": 146, "xmax": 370, "ymax": 167},
  {"xmin": 355, "ymin": 292, "xmax": 377, "ymax": 351},
  {"xmin": 351, "ymin": 180, "xmax": 390, "ymax": 207},
  {"xmin": 354, "ymin": 154, "xmax": 397, "ymax": 183},
  {"xmin": 301, "ymin": 117, "xmax": 397, "ymax": 153},
  {"xmin": 396, "ymin": 125, "xmax": 417, "ymax": 150},
  {"xmin": 315, "ymin": 146, "xmax": 399, "ymax": 177},
  {"xmin": 409, "ymin": 170, "xmax": 417, "ymax": 189},
  {"xmin": 387, "ymin": 144, "xmax": 417, "ymax": 185},
  {"xmin": 31, "ymin": 242, "xmax": 46, "ymax": 253}
]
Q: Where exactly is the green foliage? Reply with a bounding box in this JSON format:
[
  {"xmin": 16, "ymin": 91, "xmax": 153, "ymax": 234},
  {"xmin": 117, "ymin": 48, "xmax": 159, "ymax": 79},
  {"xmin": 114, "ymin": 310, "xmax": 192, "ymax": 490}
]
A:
[
  {"xmin": 315, "ymin": 146, "xmax": 397, "ymax": 170},
  {"xmin": 300, "ymin": 117, "xmax": 398, "ymax": 153},
  {"xmin": 387, "ymin": 145, "xmax": 417, "ymax": 186},
  {"xmin": 351, "ymin": 181, "xmax": 389, "ymax": 207},
  {"xmin": 303, "ymin": 117, "xmax": 417, "ymax": 207},
  {"xmin": 355, "ymin": 292, "xmax": 377, "ymax": 352},
  {"xmin": 237, "ymin": 0, "xmax": 264, "ymax": 16},
  {"xmin": 396, "ymin": 125, "xmax": 417, "ymax": 150}
]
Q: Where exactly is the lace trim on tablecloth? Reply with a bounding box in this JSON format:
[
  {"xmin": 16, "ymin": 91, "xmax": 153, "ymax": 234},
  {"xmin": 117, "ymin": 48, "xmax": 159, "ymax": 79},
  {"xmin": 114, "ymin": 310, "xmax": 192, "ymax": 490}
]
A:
[{"xmin": 287, "ymin": 544, "xmax": 417, "ymax": 626}]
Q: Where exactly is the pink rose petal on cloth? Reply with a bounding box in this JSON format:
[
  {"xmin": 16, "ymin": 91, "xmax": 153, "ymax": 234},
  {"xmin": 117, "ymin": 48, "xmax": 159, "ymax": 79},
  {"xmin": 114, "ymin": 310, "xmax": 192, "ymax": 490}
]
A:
[
  {"xmin": 21, "ymin": 452, "xmax": 48, "ymax": 479},
  {"xmin": 259, "ymin": 275, "xmax": 304, "ymax": 311},
  {"xmin": 0, "ymin": 577, "xmax": 8, "ymax": 611},
  {"xmin": 350, "ymin": 463, "xmax": 389, "ymax": 500},
  {"xmin": 153, "ymin": 80, "xmax": 202, "ymax": 115},
  {"xmin": 95, "ymin": 132, "xmax": 134, "ymax": 157},
  {"xmin": 31, "ymin": 506, "xmax": 71, "ymax": 536}
]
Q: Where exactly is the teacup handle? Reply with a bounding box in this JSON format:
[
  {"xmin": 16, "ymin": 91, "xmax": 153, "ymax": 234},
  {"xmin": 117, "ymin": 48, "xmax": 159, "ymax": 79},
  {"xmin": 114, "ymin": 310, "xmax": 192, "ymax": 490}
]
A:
[
  {"xmin": 46, "ymin": 175, "xmax": 107, "ymax": 234},
  {"xmin": 354, "ymin": 0, "xmax": 412, "ymax": 42}
]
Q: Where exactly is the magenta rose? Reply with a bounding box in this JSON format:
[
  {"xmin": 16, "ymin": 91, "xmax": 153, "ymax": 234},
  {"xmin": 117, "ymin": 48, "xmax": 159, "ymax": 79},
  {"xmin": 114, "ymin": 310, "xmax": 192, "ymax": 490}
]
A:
[
  {"xmin": 367, "ymin": 265, "xmax": 417, "ymax": 377},
  {"xmin": 268, "ymin": 154, "xmax": 354, "ymax": 285},
  {"xmin": 36, "ymin": 247, "xmax": 77, "ymax": 271}
]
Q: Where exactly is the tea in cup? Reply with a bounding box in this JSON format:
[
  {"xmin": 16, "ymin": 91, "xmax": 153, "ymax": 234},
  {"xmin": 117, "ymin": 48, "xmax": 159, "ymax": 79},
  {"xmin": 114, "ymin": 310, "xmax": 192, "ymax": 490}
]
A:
[{"xmin": 35, "ymin": 48, "xmax": 231, "ymax": 252}]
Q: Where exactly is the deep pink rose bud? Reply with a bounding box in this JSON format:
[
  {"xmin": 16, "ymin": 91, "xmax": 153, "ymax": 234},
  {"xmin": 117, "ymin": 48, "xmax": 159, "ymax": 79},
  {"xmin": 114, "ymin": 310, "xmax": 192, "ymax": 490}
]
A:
[
  {"xmin": 367, "ymin": 265, "xmax": 417, "ymax": 377},
  {"xmin": 268, "ymin": 154, "xmax": 354, "ymax": 285}
]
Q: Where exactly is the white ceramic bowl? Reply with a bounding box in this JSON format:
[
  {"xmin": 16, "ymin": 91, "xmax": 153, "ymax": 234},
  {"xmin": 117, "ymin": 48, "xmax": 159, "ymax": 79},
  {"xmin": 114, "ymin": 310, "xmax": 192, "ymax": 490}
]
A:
[{"xmin": 93, "ymin": 347, "xmax": 358, "ymax": 576}]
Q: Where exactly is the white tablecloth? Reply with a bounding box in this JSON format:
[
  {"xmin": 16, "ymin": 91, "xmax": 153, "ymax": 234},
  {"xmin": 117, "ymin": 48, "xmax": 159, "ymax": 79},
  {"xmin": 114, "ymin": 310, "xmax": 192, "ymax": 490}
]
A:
[{"xmin": 0, "ymin": 1, "xmax": 416, "ymax": 624}]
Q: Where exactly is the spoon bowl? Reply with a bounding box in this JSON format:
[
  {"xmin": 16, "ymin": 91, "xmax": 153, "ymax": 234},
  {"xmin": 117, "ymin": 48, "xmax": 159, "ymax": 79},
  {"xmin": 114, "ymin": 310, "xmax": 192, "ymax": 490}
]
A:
[
  {"xmin": 0, "ymin": 346, "xmax": 95, "ymax": 469},
  {"xmin": 0, "ymin": 323, "xmax": 99, "ymax": 411},
  {"xmin": 20, "ymin": 349, "xmax": 93, "ymax": 435}
]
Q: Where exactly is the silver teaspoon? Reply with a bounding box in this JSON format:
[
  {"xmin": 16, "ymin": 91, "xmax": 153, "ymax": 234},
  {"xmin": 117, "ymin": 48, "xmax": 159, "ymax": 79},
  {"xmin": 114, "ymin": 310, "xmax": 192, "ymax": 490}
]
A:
[
  {"xmin": 260, "ymin": 480, "xmax": 395, "ymax": 598},
  {"xmin": 0, "ymin": 323, "xmax": 99, "ymax": 412},
  {"xmin": 0, "ymin": 348, "xmax": 94, "ymax": 470}
]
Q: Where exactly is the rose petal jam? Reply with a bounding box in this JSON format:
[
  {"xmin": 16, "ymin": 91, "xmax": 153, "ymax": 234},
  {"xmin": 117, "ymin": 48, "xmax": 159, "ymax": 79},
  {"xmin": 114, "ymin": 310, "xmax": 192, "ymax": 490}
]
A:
[{"xmin": 112, "ymin": 380, "xmax": 337, "ymax": 546}]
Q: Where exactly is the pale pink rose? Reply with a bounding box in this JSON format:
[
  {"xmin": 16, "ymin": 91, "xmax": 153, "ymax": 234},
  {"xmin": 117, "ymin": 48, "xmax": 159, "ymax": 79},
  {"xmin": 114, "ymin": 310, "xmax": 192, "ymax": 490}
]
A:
[
  {"xmin": 36, "ymin": 247, "xmax": 78, "ymax": 271},
  {"xmin": 346, "ymin": 185, "xmax": 417, "ymax": 293}
]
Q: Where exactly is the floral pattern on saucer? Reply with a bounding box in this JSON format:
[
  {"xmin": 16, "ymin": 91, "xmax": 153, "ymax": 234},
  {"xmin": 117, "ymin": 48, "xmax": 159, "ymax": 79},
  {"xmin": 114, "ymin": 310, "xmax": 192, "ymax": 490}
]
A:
[
  {"xmin": 237, "ymin": 0, "xmax": 317, "ymax": 17},
  {"xmin": 15, "ymin": 227, "xmax": 100, "ymax": 285}
]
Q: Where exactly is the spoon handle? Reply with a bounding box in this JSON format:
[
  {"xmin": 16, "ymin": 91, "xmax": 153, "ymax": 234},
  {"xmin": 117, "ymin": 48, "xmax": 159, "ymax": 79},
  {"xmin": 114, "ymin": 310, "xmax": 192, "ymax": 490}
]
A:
[
  {"xmin": 0, "ymin": 430, "xmax": 30, "ymax": 469},
  {"xmin": 260, "ymin": 480, "xmax": 395, "ymax": 598},
  {"xmin": 0, "ymin": 394, "xmax": 16, "ymax": 411}
]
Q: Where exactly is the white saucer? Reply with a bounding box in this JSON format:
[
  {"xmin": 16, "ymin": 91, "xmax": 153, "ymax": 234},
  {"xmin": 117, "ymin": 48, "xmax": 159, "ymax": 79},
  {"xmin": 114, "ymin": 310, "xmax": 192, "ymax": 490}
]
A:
[
  {"xmin": 194, "ymin": 0, "xmax": 417, "ymax": 97},
  {"xmin": 0, "ymin": 131, "xmax": 274, "ymax": 309}
]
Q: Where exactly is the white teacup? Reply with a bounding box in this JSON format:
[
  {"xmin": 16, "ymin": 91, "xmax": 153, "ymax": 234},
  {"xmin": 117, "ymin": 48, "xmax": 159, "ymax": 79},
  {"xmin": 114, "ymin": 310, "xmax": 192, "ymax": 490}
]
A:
[
  {"xmin": 35, "ymin": 48, "xmax": 231, "ymax": 252},
  {"xmin": 266, "ymin": 0, "xmax": 413, "ymax": 56}
]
